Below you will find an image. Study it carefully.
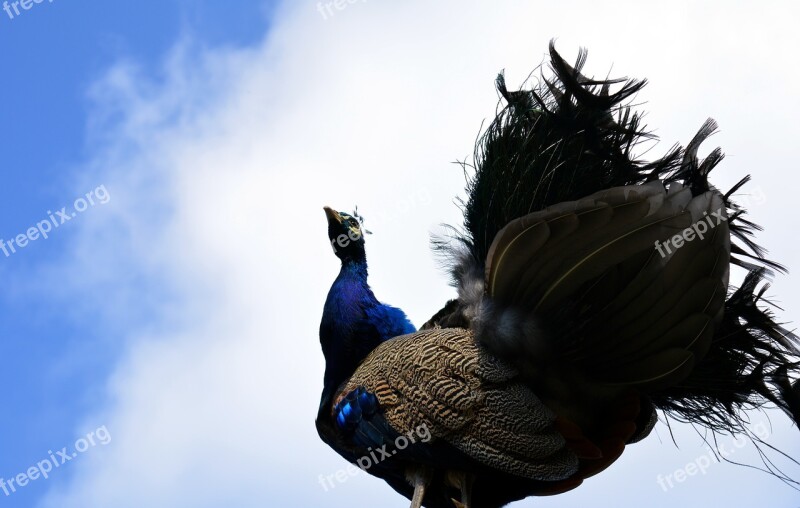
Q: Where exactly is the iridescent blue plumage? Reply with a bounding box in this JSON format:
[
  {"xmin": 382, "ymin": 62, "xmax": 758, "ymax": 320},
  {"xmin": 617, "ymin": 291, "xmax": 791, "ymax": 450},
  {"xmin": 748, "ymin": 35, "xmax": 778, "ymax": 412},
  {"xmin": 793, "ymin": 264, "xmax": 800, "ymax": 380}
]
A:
[{"xmin": 334, "ymin": 387, "xmax": 379, "ymax": 432}]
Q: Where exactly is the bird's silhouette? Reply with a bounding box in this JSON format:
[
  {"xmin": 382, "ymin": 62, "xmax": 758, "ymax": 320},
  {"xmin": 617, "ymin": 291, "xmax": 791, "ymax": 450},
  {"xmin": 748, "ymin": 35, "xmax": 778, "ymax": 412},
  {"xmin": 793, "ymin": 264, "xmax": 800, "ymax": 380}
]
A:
[{"xmin": 316, "ymin": 42, "xmax": 800, "ymax": 508}]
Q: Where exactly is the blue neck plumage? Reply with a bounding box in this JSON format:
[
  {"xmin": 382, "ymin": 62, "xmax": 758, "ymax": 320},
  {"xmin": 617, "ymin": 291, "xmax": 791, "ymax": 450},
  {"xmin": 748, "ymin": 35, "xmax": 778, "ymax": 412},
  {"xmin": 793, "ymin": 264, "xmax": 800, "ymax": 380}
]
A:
[
  {"xmin": 319, "ymin": 256, "xmax": 415, "ymax": 405},
  {"xmin": 320, "ymin": 257, "xmax": 377, "ymax": 399}
]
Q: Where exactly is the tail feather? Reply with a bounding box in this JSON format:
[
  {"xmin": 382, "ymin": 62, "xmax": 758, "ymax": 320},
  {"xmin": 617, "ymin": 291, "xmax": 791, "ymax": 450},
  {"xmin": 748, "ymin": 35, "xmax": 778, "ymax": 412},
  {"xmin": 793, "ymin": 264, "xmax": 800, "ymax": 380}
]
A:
[
  {"xmin": 653, "ymin": 269, "xmax": 800, "ymax": 432},
  {"xmin": 777, "ymin": 371, "xmax": 800, "ymax": 425},
  {"xmin": 461, "ymin": 41, "xmax": 680, "ymax": 265},
  {"xmin": 432, "ymin": 41, "xmax": 800, "ymax": 441}
]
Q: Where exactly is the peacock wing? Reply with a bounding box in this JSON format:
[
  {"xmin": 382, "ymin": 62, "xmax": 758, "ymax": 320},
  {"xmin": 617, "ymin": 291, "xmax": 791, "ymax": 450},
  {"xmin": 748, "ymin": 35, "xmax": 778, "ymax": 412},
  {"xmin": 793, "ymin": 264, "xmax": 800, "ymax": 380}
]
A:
[
  {"xmin": 483, "ymin": 180, "xmax": 730, "ymax": 391},
  {"xmin": 334, "ymin": 328, "xmax": 580, "ymax": 482}
]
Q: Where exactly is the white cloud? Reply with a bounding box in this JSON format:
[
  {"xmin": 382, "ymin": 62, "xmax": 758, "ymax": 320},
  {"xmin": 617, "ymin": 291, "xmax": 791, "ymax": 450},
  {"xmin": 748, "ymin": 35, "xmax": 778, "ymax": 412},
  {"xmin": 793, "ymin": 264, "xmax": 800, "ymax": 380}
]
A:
[{"xmin": 36, "ymin": 1, "xmax": 800, "ymax": 507}]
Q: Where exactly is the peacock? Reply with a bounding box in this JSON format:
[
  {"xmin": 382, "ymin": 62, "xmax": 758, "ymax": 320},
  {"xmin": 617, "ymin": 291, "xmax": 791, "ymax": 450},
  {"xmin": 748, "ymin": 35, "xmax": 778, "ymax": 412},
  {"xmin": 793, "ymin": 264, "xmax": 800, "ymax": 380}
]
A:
[{"xmin": 315, "ymin": 42, "xmax": 800, "ymax": 508}]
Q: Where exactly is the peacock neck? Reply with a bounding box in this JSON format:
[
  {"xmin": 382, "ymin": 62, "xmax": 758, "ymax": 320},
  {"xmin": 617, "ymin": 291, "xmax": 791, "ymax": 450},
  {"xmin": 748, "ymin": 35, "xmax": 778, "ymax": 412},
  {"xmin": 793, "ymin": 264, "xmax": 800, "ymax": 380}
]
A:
[
  {"xmin": 340, "ymin": 255, "xmax": 368, "ymax": 280},
  {"xmin": 320, "ymin": 256, "xmax": 377, "ymax": 403}
]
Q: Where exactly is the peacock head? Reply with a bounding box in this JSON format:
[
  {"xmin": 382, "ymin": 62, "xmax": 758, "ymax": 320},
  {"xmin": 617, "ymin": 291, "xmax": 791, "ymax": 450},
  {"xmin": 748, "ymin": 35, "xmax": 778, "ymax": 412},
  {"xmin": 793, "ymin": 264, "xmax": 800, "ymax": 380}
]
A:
[{"xmin": 323, "ymin": 206, "xmax": 369, "ymax": 262}]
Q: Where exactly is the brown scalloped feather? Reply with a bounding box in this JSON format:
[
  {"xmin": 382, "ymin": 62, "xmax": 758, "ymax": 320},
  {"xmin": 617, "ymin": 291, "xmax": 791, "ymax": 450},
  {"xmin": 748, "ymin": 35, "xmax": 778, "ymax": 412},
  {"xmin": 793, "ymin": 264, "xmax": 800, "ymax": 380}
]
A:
[{"xmin": 343, "ymin": 328, "xmax": 581, "ymax": 481}]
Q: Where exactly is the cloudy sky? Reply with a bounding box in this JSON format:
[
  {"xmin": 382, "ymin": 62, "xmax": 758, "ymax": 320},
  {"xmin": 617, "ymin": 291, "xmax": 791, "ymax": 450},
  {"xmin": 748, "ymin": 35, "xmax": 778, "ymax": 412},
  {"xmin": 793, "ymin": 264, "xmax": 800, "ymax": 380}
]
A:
[{"xmin": 1, "ymin": 1, "xmax": 798, "ymax": 507}]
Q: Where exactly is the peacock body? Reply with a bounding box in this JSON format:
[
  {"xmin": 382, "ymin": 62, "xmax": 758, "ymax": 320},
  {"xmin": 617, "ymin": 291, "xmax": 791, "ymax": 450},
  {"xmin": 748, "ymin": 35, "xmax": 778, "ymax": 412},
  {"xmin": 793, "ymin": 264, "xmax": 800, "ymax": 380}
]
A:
[{"xmin": 316, "ymin": 42, "xmax": 800, "ymax": 508}]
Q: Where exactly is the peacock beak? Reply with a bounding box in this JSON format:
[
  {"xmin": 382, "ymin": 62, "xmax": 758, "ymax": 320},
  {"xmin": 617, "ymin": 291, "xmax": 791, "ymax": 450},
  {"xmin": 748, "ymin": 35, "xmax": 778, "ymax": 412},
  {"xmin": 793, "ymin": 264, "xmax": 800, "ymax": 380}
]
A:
[{"xmin": 323, "ymin": 206, "xmax": 344, "ymax": 226}]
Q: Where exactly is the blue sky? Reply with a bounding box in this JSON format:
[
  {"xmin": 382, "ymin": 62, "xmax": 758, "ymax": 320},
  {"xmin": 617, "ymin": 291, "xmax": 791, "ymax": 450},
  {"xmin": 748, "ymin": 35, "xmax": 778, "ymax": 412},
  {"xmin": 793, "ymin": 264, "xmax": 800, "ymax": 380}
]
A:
[
  {"xmin": 0, "ymin": 1, "xmax": 798, "ymax": 507},
  {"xmin": 0, "ymin": 2, "xmax": 274, "ymax": 506}
]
